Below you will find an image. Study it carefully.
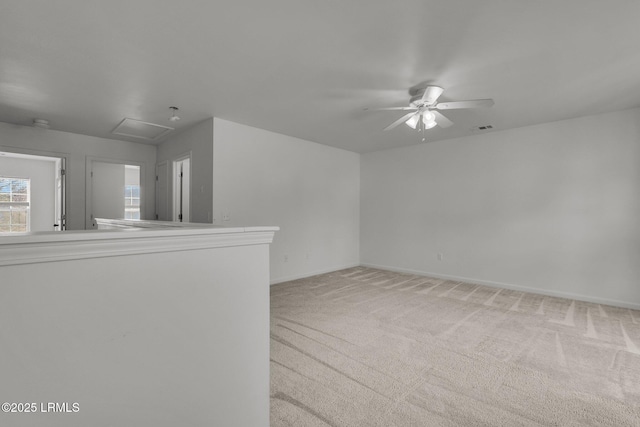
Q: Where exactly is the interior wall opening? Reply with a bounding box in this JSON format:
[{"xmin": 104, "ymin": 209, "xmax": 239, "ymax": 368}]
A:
[
  {"xmin": 88, "ymin": 160, "xmax": 142, "ymax": 228},
  {"xmin": 0, "ymin": 151, "xmax": 65, "ymax": 233}
]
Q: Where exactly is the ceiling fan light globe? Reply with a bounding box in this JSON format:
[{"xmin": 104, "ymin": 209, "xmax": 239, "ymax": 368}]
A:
[
  {"xmin": 423, "ymin": 120, "xmax": 437, "ymax": 130},
  {"xmin": 405, "ymin": 115, "xmax": 419, "ymax": 129},
  {"xmin": 422, "ymin": 111, "xmax": 436, "ymax": 124}
]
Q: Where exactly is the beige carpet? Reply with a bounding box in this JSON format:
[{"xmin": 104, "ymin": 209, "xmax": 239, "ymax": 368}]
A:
[{"xmin": 270, "ymin": 267, "xmax": 640, "ymax": 426}]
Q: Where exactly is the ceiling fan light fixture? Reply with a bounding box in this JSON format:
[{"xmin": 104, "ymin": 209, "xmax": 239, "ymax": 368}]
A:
[
  {"xmin": 422, "ymin": 111, "xmax": 436, "ymax": 124},
  {"xmin": 423, "ymin": 120, "xmax": 437, "ymax": 130},
  {"xmin": 378, "ymin": 85, "xmax": 495, "ymax": 134},
  {"xmin": 405, "ymin": 114, "xmax": 419, "ymax": 129},
  {"xmin": 422, "ymin": 110, "xmax": 436, "ymax": 124}
]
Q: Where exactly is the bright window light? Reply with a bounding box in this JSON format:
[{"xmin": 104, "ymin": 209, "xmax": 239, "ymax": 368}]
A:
[{"xmin": 0, "ymin": 177, "xmax": 31, "ymax": 233}]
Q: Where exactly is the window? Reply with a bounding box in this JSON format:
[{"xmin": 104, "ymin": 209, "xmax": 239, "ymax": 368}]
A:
[
  {"xmin": 0, "ymin": 177, "xmax": 31, "ymax": 232},
  {"xmin": 124, "ymin": 185, "xmax": 140, "ymax": 220}
]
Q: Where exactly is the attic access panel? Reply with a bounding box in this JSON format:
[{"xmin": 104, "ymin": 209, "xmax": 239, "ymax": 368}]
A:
[{"xmin": 112, "ymin": 118, "xmax": 174, "ymax": 141}]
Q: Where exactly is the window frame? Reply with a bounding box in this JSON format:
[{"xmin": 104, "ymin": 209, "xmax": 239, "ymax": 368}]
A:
[{"xmin": 0, "ymin": 175, "xmax": 31, "ymax": 233}]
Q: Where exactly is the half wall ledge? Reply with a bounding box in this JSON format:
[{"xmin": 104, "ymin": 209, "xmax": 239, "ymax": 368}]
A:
[{"xmin": 0, "ymin": 219, "xmax": 279, "ymax": 266}]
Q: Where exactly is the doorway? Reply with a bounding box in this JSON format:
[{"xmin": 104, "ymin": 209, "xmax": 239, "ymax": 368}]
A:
[
  {"xmin": 87, "ymin": 159, "xmax": 142, "ymax": 229},
  {"xmin": 0, "ymin": 151, "xmax": 65, "ymax": 233}
]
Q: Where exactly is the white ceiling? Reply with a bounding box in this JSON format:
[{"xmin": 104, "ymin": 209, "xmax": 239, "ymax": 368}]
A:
[{"xmin": 1, "ymin": 1, "xmax": 640, "ymax": 153}]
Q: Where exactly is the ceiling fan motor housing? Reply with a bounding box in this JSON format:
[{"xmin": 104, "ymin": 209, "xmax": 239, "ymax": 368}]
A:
[
  {"xmin": 410, "ymin": 92, "xmax": 438, "ymax": 107},
  {"xmin": 410, "ymin": 95, "xmax": 427, "ymax": 108}
]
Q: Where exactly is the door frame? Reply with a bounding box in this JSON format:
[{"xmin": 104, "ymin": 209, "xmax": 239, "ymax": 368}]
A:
[{"xmin": 0, "ymin": 145, "xmax": 68, "ymax": 231}]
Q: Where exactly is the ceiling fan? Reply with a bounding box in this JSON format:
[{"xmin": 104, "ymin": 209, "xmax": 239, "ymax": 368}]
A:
[{"xmin": 377, "ymin": 85, "xmax": 494, "ymax": 136}]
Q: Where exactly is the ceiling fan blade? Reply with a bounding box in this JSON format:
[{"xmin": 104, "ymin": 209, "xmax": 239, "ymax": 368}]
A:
[
  {"xmin": 433, "ymin": 111, "xmax": 453, "ymax": 128},
  {"xmin": 421, "ymin": 86, "xmax": 444, "ymax": 105},
  {"xmin": 375, "ymin": 106, "xmax": 419, "ymax": 111},
  {"xmin": 435, "ymin": 99, "xmax": 494, "ymax": 110},
  {"xmin": 384, "ymin": 112, "xmax": 418, "ymax": 131}
]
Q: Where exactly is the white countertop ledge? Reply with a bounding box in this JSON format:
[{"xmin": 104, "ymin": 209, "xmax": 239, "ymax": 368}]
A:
[{"xmin": 0, "ymin": 220, "xmax": 279, "ymax": 266}]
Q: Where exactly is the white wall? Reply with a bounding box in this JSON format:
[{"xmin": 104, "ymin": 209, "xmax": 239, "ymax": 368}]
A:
[
  {"xmin": 157, "ymin": 118, "xmax": 213, "ymax": 224},
  {"xmin": 0, "ymin": 155, "xmax": 56, "ymax": 232},
  {"xmin": 213, "ymin": 118, "xmax": 360, "ymax": 283},
  {"xmin": 0, "ymin": 122, "xmax": 156, "ymax": 230},
  {"xmin": 361, "ymin": 108, "xmax": 640, "ymax": 309},
  {"xmin": 0, "ymin": 227, "xmax": 273, "ymax": 427}
]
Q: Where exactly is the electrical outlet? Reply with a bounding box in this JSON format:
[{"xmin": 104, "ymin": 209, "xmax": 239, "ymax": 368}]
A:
[
  {"xmin": 222, "ymin": 212, "xmax": 230, "ymax": 221},
  {"xmin": 437, "ymin": 253, "xmax": 444, "ymax": 261}
]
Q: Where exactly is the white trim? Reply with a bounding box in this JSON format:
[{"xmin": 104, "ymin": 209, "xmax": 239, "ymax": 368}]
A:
[
  {"xmin": 111, "ymin": 118, "xmax": 174, "ymax": 141},
  {"xmin": 270, "ymin": 262, "xmax": 360, "ymax": 285},
  {"xmin": 0, "ymin": 226, "xmax": 278, "ymax": 267},
  {"xmin": 360, "ymin": 262, "xmax": 640, "ymax": 311},
  {"xmin": 0, "ymin": 145, "xmax": 70, "ymax": 162}
]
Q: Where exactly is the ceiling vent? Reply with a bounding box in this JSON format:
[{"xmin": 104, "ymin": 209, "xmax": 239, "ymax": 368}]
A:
[
  {"xmin": 32, "ymin": 118, "xmax": 50, "ymax": 129},
  {"xmin": 474, "ymin": 125, "xmax": 494, "ymax": 131},
  {"xmin": 112, "ymin": 118, "xmax": 174, "ymax": 141}
]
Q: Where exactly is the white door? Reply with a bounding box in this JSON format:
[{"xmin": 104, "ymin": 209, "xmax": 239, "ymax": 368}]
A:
[
  {"xmin": 90, "ymin": 162, "xmax": 125, "ymax": 228},
  {"xmin": 181, "ymin": 159, "xmax": 190, "ymax": 222},
  {"xmin": 172, "ymin": 157, "xmax": 190, "ymax": 222}
]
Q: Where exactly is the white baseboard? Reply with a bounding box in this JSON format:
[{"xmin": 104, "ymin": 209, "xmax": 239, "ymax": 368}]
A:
[
  {"xmin": 270, "ymin": 263, "xmax": 360, "ymax": 285},
  {"xmin": 360, "ymin": 262, "xmax": 640, "ymax": 311}
]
